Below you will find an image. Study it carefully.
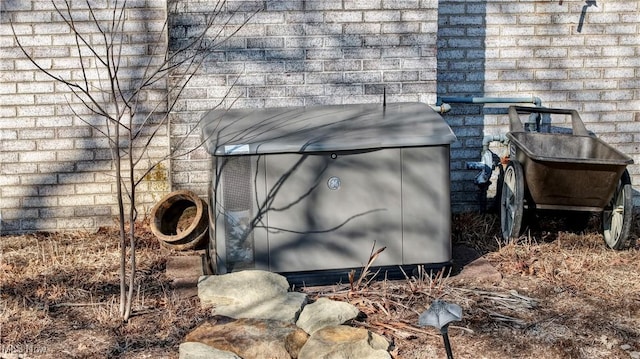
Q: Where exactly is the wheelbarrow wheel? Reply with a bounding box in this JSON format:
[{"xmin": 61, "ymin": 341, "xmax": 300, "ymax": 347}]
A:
[
  {"xmin": 602, "ymin": 169, "xmax": 633, "ymax": 250},
  {"xmin": 501, "ymin": 160, "xmax": 525, "ymax": 241}
]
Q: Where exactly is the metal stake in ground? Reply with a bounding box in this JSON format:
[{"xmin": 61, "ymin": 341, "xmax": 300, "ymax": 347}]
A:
[{"xmin": 418, "ymin": 299, "xmax": 463, "ymax": 359}]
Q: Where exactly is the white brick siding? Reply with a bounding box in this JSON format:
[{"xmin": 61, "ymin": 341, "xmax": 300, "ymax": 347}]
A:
[
  {"xmin": 168, "ymin": 0, "xmax": 439, "ymax": 197},
  {"xmin": 439, "ymin": 0, "xmax": 640, "ymax": 211},
  {"xmin": 1, "ymin": 0, "xmax": 639, "ymax": 232},
  {"xmin": 1, "ymin": 0, "xmax": 169, "ymax": 232}
]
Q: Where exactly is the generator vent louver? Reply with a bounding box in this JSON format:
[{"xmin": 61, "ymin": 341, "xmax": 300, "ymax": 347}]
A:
[
  {"xmin": 222, "ymin": 156, "xmax": 252, "ymax": 211},
  {"xmin": 221, "ymin": 156, "xmax": 255, "ymax": 270}
]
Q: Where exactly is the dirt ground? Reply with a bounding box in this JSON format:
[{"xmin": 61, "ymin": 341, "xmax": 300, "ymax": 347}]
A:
[{"xmin": 1, "ymin": 212, "xmax": 639, "ymax": 359}]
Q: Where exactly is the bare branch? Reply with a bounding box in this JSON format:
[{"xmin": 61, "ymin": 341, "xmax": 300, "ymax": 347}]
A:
[
  {"xmin": 65, "ymin": 99, "xmax": 118, "ymax": 149},
  {"xmin": 109, "ymin": 1, "xmax": 130, "ymax": 113},
  {"xmin": 130, "ymin": 5, "xmax": 262, "ymax": 169},
  {"xmin": 16, "ymin": 0, "xmax": 254, "ymax": 321},
  {"xmin": 169, "ymin": 73, "xmax": 243, "ymax": 156},
  {"xmin": 52, "ymin": 0, "xmax": 107, "ymax": 67},
  {"xmin": 64, "ymin": 1, "xmax": 91, "ymax": 93},
  {"xmin": 11, "ymin": 19, "xmax": 121, "ymax": 129}
]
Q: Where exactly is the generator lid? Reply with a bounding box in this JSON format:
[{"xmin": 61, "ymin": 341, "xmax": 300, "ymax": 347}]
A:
[{"xmin": 200, "ymin": 102, "xmax": 457, "ymax": 155}]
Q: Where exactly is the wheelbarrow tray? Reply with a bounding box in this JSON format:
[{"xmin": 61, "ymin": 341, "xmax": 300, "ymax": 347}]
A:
[{"xmin": 507, "ymin": 132, "xmax": 633, "ymax": 211}]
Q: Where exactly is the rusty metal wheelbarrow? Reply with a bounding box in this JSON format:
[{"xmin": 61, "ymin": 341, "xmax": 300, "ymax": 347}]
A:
[{"xmin": 500, "ymin": 106, "xmax": 634, "ymax": 249}]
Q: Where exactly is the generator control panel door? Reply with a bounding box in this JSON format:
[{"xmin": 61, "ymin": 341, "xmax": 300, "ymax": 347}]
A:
[{"xmin": 261, "ymin": 149, "xmax": 403, "ymax": 272}]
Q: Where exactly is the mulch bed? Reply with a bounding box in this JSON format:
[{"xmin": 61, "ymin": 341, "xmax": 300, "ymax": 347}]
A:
[{"xmin": 1, "ymin": 212, "xmax": 639, "ymax": 358}]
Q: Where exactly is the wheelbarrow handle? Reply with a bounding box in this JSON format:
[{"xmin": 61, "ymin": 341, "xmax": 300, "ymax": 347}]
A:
[{"xmin": 508, "ymin": 106, "xmax": 589, "ymax": 136}]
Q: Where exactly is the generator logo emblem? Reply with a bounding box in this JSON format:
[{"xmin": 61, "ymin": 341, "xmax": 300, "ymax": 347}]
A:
[{"xmin": 327, "ymin": 176, "xmax": 341, "ymax": 190}]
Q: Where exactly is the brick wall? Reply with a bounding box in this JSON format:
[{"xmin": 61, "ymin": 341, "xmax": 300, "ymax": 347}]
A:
[
  {"xmin": 168, "ymin": 0, "xmax": 440, "ymax": 196},
  {"xmin": 1, "ymin": 0, "xmax": 639, "ymax": 233},
  {"xmin": 0, "ymin": 0, "xmax": 169, "ymax": 232},
  {"xmin": 438, "ymin": 0, "xmax": 640, "ymax": 211}
]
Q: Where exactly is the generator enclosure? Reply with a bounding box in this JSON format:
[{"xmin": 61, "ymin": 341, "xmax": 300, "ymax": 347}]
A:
[{"xmin": 200, "ymin": 103, "xmax": 457, "ymax": 284}]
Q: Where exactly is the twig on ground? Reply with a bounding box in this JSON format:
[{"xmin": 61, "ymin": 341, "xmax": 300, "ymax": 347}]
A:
[{"xmin": 50, "ymin": 302, "xmax": 110, "ymax": 308}]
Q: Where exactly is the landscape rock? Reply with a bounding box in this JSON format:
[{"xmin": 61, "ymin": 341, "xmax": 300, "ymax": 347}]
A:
[
  {"xmin": 198, "ymin": 270, "xmax": 307, "ymax": 322},
  {"xmin": 452, "ymin": 256, "xmax": 502, "ymax": 284},
  {"xmin": 284, "ymin": 329, "xmax": 310, "ymax": 359},
  {"xmin": 188, "ymin": 272, "xmax": 405, "ymax": 358},
  {"xmin": 179, "ymin": 342, "xmax": 241, "ymax": 359},
  {"xmin": 297, "ymin": 325, "xmax": 390, "ymax": 359},
  {"xmin": 185, "ymin": 315, "xmax": 307, "ymax": 359},
  {"xmin": 296, "ymin": 297, "xmax": 360, "ymax": 334}
]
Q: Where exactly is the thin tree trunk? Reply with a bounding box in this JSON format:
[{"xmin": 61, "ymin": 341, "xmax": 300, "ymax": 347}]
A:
[
  {"xmin": 124, "ymin": 117, "xmax": 136, "ymax": 321},
  {"xmin": 11, "ymin": 0, "xmax": 254, "ymax": 322},
  {"xmin": 108, "ymin": 63, "xmax": 127, "ymax": 319},
  {"xmin": 114, "ymin": 124, "xmax": 127, "ymax": 317}
]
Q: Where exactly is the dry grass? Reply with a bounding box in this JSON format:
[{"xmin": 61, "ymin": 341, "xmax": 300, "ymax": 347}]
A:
[
  {"xmin": 0, "ymin": 226, "xmax": 209, "ymax": 358},
  {"xmin": 1, "ymin": 212, "xmax": 639, "ymax": 358},
  {"xmin": 306, "ymin": 212, "xmax": 640, "ymax": 359}
]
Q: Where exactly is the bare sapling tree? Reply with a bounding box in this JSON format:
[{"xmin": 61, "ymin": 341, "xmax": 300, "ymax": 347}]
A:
[{"xmin": 11, "ymin": 0, "xmax": 255, "ymax": 321}]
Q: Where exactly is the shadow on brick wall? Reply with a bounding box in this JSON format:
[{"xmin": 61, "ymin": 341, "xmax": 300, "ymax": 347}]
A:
[
  {"xmin": 0, "ymin": 1, "xmax": 167, "ymax": 233},
  {"xmin": 166, "ymin": 1, "xmax": 442, "ymax": 196},
  {"xmin": 437, "ymin": 1, "xmax": 488, "ymax": 212}
]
